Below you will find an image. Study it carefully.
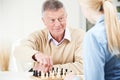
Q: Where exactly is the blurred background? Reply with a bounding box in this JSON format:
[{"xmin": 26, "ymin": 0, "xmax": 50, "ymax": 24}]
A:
[{"xmin": 0, "ymin": 0, "xmax": 120, "ymax": 71}]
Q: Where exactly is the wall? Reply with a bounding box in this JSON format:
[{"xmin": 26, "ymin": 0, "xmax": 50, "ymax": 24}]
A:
[{"xmin": 1, "ymin": 0, "xmax": 85, "ymax": 45}]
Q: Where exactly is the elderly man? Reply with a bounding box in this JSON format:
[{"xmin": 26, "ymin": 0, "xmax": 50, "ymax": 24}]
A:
[{"xmin": 13, "ymin": 0, "xmax": 85, "ymax": 78}]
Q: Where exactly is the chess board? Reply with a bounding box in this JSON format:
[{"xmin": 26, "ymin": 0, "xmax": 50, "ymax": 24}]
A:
[{"xmin": 31, "ymin": 67, "xmax": 71, "ymax": 80}]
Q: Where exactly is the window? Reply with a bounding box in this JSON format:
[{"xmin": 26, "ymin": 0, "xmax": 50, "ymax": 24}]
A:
[{"xmin": 117, "ymin": 6, "xmax": 120, "ymax": 12}]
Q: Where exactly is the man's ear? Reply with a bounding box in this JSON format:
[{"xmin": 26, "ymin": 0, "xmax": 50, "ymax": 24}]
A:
[
  {"xmin": 42, "ymin": 17, "xmax": 46, "ymax": 25},
  {"xmin": 42, "ymin": 17, "xmax": 47, "ymax": 26}
]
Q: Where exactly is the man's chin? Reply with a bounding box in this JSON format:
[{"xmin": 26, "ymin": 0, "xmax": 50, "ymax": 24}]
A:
[
  {"xmin": 53, "ymin": 32, "xmax": 63, "ymax": 36},
  {"xmin": 53, "ymin": 30, "xmax": 62, "ymax": 33}
]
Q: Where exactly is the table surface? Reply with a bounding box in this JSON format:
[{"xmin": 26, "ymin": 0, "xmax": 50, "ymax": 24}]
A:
[
  {"xmin": 0, "ymin": 72, "xmax": 35, "ymax": 80},
  {"xmin": 0, "ymin": 72, "xmax": 83, "ymax": 80},
  {"xmin": 0, "ymin": 72, "xmax": 66, "ymax": 80}
]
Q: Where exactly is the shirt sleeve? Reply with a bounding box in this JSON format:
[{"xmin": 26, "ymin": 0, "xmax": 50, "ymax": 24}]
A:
[
  {"xmin": 83, "ymin": 32, "xmax": 105, "ymax": 80},
  {"xmin": 12, "ymin": 33, "xmax": 40, "ymax": 72}
]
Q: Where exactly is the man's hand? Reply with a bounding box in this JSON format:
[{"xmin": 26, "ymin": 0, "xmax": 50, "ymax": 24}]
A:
[{"xmin": 33, "ymin": 52, "xmax": 53, "ymax": 73}]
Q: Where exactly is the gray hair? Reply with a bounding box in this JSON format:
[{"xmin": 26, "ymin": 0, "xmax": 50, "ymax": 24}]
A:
[{"xmin": 42, "ymin": 0, "xmax": 64, "ymax": 13}]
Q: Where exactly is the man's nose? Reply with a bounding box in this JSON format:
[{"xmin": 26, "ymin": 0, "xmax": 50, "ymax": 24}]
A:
[{"xmin": 54, "ymin": 19, "xmax": 61, "ymax": 27}]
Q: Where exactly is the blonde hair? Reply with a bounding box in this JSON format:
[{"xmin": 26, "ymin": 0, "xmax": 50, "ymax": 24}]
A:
[
  {"xmin": 79, "ymin": 0, "xmax": 120, "ymax": 55},
  {"xmin": 103, "ymin": 0, "xmax": 120, "ymax": 55}
]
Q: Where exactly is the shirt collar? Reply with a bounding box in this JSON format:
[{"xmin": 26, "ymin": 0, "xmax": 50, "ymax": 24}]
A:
[
  {"xmin": 48, "ymin": 28, "xmax": 71, "ymax": 45},
  {"xmin": 96, "ymin": 15, "xmax": 104, "ymax": 24},
  {"xmin": 96, "ymin": 13, "xmax": 120, "ymax": 24}
]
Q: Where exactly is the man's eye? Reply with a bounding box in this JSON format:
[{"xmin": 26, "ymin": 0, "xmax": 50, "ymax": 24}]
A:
[
  {"xmin": 59, "ymin": 17, "xmax": 64, "ymax": 22},
  {"xmin": 51, "ymin": 19, "xmax": 55, "ymax": 22}
]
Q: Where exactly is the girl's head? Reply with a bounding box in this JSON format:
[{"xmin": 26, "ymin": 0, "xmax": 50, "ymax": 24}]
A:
[
  {"xmin": 79, "ymin": 0, "xmax": 120, "ymax": 55},
  {"xmin": 78, "ymin": 0, "xmax": 104, "ymax": 23}
]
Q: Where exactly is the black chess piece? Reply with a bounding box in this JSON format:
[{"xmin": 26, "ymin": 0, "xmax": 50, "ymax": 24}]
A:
[
  {"xmin": 52, "ymin": 67, "xmax": 54, "ymax": 72},
  {"xmin": 39, "ymin": 71, "xmax": 41, "ymax": 76},
  {"xmin": 65, "ymin": 69, "xmax": 68, "ymax": 73},
  {"xmin": 56, "ymin": 67, "xmax": 58, "ymax": 72},
  {"xmin": 29, "ymin": 68, "xmax": 33, "ymax": 72},
  {"xmin": 33, "ymin": 70, "xmax": 38, "ymax": 77},
  {"xmin": 61, "ymin": 68, "xmax": 63, "ymax": 75},
  {"xmin": 33, "ymin": 70, "xmax": 36, "ymax": 76},
  {"xmin": 48, "ymin": 71, "xmax": 50, "ymax": 77}
]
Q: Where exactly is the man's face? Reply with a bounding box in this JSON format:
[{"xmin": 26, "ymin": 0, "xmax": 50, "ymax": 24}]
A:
[{"xmin": 42, "ymin": 8, "xmax": 67, "ymax": 37}]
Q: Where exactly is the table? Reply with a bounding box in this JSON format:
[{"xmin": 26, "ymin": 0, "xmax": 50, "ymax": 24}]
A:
[
  {"xmin": 0, "ymin": 72, "xmax": 33, "ymax": 80},
  {"xmin": 0, "ymin": 72, "xmax": 83, "ymax": 80}
]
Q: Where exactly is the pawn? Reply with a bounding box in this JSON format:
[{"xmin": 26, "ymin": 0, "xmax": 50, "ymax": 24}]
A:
[
  {"xmin": 52, "ymin": 67, "xmax": 54, "ymax": 73},
  {"xmin": 33, "ymin": 70, "xmax": 36, "ymax": 76},
  {"xmin": 60, "ymin": 68, "xmax": 63, "ymax": 76},
  {"xmin": 56, "ymin": 68, "xmax": 61, "ymax": 78},
  {"xmin": 41, "ymin": 71, "xmax": 45, "ymax": 79},
  {"xmin": 39, "ymin": 71, "xmax": 41, "ymax": 76},
  {"xmin": 33, "ymin": 70, "xmax": 38, "ymax": 77}
]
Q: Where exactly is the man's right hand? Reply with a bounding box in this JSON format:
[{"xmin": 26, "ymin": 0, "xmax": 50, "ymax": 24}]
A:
[{"xmin": 32, "ymin": 52, "xmax": 53, "ymax": 73}]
